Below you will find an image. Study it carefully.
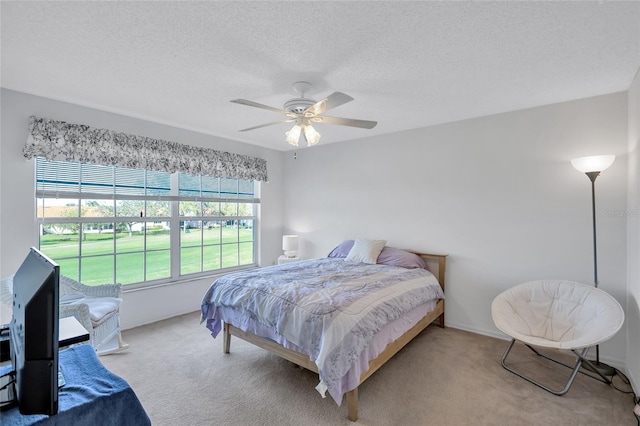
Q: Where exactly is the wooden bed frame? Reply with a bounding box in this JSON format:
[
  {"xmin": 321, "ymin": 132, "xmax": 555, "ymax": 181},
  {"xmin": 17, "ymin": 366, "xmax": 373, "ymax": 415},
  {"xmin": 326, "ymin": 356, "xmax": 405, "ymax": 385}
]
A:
[{"xmin": 222, "ymin": 252, "xmax": 447, "ymax": 422}]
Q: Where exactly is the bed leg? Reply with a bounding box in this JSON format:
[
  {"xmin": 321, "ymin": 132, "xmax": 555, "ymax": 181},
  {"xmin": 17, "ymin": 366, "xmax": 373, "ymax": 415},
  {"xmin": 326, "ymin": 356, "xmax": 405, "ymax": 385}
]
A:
[
  {"xmin": 439, "ymin": 311, "xmax": 445, "ymax": 328},
  {"xmin": 223, "ymin": 322, "xmax": 231, "ymax": 354},
  {"xmin": 346, "ymin": 388, "xmax": 358, "ymax": 422}
]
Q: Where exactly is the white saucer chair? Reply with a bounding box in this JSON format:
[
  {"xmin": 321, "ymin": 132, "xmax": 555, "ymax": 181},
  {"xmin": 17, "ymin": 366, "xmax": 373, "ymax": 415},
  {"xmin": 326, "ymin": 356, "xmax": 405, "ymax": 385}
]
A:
[{"xmin": 491, "ymin": 280, "xmax": 624, "ymax": 395}]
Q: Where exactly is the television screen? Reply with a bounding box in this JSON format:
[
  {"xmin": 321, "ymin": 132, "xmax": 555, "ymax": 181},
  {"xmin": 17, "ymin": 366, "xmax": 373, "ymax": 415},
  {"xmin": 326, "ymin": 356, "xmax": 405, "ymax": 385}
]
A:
[{"xmin": 10, "ymin": 247, "xmax": 59, "ymax": 415}]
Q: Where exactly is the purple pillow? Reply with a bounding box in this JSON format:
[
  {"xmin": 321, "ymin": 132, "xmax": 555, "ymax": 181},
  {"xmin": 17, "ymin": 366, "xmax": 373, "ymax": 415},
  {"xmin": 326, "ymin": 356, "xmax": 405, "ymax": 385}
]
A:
[
  {"xmin": 327, "ymin": 240, "xmax": 354, "ymax": 258},
  {"xmin": 328, "ymin": 241, "xmax": 426, "ymax": 269},
  {"xmin": 376, "ymin": 247, "xmax": 427, "ymax": 269}
]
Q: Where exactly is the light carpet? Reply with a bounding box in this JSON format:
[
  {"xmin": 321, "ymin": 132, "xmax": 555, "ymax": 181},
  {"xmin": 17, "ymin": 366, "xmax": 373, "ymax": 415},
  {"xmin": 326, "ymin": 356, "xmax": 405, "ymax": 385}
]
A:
[{"xmin": 100, "ymin": 311, "xmax": 636, "ymax": 425}]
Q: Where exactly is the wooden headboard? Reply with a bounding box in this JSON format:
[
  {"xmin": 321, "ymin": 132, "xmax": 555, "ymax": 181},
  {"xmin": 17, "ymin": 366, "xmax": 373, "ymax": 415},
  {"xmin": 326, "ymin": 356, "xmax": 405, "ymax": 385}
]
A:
[{"xmin": 410, "ymin": 251, "xmax": 447, "ymax": 292}]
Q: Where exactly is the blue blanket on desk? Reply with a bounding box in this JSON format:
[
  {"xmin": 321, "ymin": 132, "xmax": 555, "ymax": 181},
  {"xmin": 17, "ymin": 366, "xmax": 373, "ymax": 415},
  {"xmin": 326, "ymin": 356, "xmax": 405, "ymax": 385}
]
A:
[{"xmin": 1, "ymin": 344, "xmax": 150, "ymax": 425}]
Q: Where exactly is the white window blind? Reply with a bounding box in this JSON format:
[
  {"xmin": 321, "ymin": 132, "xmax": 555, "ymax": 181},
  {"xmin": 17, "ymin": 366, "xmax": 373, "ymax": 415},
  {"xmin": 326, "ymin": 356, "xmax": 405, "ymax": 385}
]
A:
[{"xmin": 36, "ymin": 158, "xmax": 258, "ymax": 287}]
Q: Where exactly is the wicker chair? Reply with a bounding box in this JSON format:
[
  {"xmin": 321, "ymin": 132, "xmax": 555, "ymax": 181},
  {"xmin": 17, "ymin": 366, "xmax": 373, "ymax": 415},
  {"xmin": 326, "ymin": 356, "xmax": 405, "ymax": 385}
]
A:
[{"xmin": 59, "ymin": 276, "xmax": 128, "ymax": 355}]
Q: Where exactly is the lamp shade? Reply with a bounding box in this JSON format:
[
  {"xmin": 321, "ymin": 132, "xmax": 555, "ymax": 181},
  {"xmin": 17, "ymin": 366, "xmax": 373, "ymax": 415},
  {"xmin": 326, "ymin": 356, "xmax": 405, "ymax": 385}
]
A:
[
  {"xmin": 282, "ymin": 235, "xmax": 299, "ymax": 257},
  {"xmin": 286, "ymin": 125, "xmax": 301, "ymax": 146},
  {"xmin": 571, "ymin": 155, "xmax": 615, "ymax": 173},
  {"xmin": 303, "ymin": 125, "xmax": 321, "ymax": 146}
]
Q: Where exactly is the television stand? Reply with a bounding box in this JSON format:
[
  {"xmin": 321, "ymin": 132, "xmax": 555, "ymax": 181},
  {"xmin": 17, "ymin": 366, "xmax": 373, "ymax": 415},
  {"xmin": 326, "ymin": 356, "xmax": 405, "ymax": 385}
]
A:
[{"xmin": 1, "ymin": 344, "xmax": 150, "ymax": 424}]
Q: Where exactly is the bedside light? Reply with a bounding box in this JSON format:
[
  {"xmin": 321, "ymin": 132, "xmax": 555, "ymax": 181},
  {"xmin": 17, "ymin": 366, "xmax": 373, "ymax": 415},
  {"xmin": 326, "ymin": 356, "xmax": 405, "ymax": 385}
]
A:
[{"xmin": 282, "ymin": 235, "xmax": 299, "ymax": 258}]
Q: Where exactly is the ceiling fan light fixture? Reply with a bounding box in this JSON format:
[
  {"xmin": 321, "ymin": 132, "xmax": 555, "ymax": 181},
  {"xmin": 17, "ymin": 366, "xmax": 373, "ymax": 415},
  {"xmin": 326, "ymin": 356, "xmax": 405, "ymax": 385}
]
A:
[
  {"xmin": 285, "ymin": 124, "xmax": 302, "ymax": 146},
  {"xmin": 232, "ymin": 81, "xmax": 376, "ymax": 148},
  {"xmin": 303, "ymin": 125, "xmax": 321, "ymax": 146}
]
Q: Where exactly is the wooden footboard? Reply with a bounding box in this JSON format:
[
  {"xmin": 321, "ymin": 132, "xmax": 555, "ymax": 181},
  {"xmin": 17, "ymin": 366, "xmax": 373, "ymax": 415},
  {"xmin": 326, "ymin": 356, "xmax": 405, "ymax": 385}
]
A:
[
  {"xmin": 224, "ymin": 299, "xmax": 444, "ymax": 421},
  {"xmin": 222, "ymin": 252, "xmax": 447, "ymax": 421}
]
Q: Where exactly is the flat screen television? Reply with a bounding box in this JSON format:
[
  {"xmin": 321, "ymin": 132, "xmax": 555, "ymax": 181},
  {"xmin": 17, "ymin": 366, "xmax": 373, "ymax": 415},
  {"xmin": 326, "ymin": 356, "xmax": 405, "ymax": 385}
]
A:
[{"xmin": 9, "ymin": 247, "xmax": 59, "ymax": 415}]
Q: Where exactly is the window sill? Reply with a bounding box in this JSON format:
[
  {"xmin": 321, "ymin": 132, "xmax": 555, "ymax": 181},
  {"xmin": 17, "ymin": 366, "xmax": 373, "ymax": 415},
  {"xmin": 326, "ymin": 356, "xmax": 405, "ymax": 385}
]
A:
[{"xmin": 122, "ymin": 264, "xmax": 259, "ymax": 293}]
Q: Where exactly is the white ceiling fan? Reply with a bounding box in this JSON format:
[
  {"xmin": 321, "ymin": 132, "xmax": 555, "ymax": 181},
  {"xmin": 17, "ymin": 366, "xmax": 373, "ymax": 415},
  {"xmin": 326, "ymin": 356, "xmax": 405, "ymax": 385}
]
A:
[{"xmin": 231, "ymin": 81, "xmax": 377, "ymax": 147}]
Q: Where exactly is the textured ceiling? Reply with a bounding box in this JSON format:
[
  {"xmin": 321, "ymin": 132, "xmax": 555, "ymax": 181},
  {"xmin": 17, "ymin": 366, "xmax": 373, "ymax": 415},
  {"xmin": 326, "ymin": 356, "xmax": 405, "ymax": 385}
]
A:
[{"xmin": 2, "ymin": 1, "xmax": 639, "ymax": 151}]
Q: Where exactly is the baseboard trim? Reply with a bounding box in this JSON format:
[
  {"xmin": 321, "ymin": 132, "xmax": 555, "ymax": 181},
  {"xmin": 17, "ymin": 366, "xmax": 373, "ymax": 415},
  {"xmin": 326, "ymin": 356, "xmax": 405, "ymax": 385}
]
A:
[{"xmin": 444, "ymin": 321, "xmax": 628, "ymax": 373}]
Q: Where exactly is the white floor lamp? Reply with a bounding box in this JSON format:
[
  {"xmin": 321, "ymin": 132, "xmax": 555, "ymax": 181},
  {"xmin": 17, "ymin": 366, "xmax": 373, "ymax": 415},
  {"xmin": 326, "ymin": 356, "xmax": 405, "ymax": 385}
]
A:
[{"xmin": 571, "ymin": 154, "xmax": 616, "ymax": 376}]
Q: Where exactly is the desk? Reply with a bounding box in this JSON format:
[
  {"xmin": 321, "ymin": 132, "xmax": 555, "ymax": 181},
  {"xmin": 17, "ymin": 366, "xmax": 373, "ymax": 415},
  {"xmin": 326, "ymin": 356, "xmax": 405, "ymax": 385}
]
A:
[
  {"xmin": 59, "ymin": 316, "xmax": 90, "ymax": 348},
  {"xmin": 1, "ymin": 317, "xmax": 90, "ymax": 363},
  {"xmin": 1, "ymin": 345, "xmax": 150, "ymax": 425}
]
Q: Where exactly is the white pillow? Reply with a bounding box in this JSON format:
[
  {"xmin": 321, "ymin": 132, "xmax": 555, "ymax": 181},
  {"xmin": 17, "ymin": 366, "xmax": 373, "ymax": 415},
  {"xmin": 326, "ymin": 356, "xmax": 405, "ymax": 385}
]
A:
[{"xmin": 345, "ymin": 239, "xmax": 386, "ymax": 264}]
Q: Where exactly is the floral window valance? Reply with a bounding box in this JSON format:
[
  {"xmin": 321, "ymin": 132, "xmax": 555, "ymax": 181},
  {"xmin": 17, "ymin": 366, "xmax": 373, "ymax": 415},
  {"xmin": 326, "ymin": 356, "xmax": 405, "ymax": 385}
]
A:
[{"xmin": 22, "ymin": 116, "xmax": 268, "ymax": 182}]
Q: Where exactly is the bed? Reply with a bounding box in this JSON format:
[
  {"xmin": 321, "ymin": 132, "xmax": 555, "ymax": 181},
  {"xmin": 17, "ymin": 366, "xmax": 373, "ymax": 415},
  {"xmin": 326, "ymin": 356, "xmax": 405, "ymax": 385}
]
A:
[{"xmin": 200, "ymin": 240, "xmax": 446, "ymax": 421}]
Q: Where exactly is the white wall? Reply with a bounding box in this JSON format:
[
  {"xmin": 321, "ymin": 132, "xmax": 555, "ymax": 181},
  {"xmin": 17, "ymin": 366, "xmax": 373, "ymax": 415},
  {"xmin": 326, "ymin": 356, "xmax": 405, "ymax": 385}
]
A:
[
  {"xmin": 0, "ymin": 89, "xmax": 285, "ymax": 328},
  {"xmin": 283, "ymin": 93, "xmax": 629, "ymax": 367},
  {"xmin": 627, "ymin": 68, "xmax": 640, "ymax": 392},
  {"xmin": 1, "ymin": 88, "xmax": 634, "ymax": 376}
]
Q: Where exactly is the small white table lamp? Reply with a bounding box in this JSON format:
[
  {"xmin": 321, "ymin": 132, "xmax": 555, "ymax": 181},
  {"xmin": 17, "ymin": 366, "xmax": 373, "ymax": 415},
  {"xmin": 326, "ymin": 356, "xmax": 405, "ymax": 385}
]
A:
[{"xmin": 282, "ymin": 235, "xmax": 299, "ymax": 258}]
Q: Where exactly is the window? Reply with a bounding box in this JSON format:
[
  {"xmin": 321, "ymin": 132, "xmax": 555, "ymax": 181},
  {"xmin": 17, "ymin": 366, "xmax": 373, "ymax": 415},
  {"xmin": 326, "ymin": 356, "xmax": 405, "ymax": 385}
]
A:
[{"xmin": 36, "ymin": 158, "xmax": 259, "ymax": 287}]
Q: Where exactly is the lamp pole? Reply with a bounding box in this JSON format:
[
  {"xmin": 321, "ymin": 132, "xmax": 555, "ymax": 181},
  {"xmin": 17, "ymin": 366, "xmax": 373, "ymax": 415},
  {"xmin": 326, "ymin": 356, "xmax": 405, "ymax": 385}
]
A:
[
  {"xmin": 586, "ymin": 170, "xmax": 609, "ymax": 371},
  {"xmin": 586, "ymin": 171, "xmax": 600, "ymax": 288}
]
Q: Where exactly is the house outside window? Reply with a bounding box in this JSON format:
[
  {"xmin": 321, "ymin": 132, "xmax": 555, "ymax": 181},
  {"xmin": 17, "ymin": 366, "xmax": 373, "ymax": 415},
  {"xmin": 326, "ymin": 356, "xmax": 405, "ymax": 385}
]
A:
[{"xmin": 36, "ymin": 157, "xmax": 258, "ymax": 288}]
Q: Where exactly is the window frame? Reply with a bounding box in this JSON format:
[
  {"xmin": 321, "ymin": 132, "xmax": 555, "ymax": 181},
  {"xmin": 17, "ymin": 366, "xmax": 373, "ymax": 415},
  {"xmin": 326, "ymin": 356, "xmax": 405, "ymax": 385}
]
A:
[{"xmin": 35, "ymin": 158, "xmax": 260, "ymax": 289}]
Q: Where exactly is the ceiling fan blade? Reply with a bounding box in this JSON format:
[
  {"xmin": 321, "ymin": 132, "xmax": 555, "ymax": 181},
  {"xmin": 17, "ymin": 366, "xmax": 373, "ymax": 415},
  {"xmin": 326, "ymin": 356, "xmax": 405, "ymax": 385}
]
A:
[
  {"xmin": 239, "ymin": 118, "xmax": 294, "ymax": 132},
  {"xmin": 305, "ymin": 92, "xmax": 354, "ymax": 116},
  {"xmin": 314, "ymin": 116, "xmax": 377, "ymax": 129},
  {"xmin": 231, "ymin": 99, "xmax": 289, "ymax": 114}
]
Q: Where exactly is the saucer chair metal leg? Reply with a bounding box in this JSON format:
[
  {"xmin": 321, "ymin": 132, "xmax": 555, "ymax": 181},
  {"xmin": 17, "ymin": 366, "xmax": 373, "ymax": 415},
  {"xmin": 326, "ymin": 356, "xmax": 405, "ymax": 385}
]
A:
[{"xmin": 500, "ymin": 338, "xmax": 589, "ymax": 396}]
